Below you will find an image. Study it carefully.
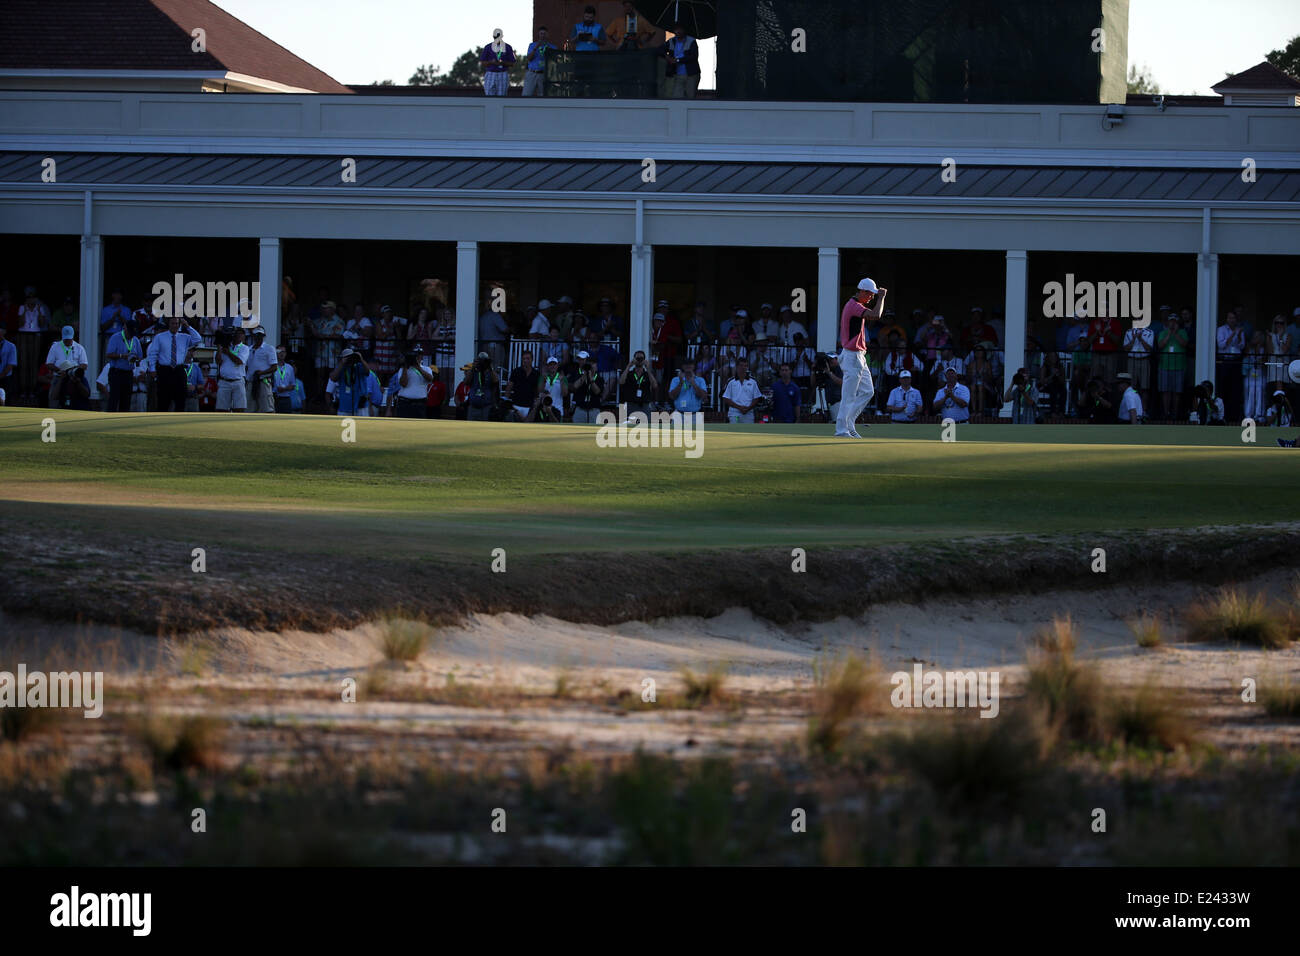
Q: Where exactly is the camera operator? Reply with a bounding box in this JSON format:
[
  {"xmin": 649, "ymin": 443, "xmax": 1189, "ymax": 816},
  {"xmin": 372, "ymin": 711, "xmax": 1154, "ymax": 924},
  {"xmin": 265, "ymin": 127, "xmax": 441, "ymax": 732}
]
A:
[
  {"xmin": 570, "ymin": 350, "xmax": 604, "ymax": 423},
  {"xmin": 668, "ymin": 357, "xmax": 709, "ymax": 415},
  {"xmin": 329, "ymin": 347, "xmax": 373, "ymax": 416},
  {"xmin": 620, "ymin": 350, "xmax": 658, "ymax": 418},
  {"xmin": 1083, "ymin": 378, "xmax": 1116, "ymax": 424},
  {"xmin": 463, "ymin": 351, "xmax": 499, "ymax": 422},
  {"xmin": 810, "ymin": 351, "xmax": 843, "ymax": 424},
  {"xmin": 391, "ymin": 346, "xmax": 436, "ymax": 418},
  {"xmin": 540, "ymin": 355, "xmax": 568, "ymax": 418}
]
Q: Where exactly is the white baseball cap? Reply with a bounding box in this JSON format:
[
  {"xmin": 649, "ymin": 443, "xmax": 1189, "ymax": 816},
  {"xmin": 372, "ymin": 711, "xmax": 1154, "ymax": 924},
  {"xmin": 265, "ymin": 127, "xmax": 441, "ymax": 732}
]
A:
[
  {"xmin": 576, "ymin": 350, "xmax": 590, "ymax": 359},
  {"xmin": 1289, "ymin": 359, "xmax": 1300, "ymax": 384},
  {"xmin": 899, "ymin": 369, "xmax": 912, "ymax": 377},
  {"xmin": 546, "ymin": 355, "xmax": 559, "ymax": 364},
  {"xmin": 538, "ymin": 299, "xmax": 553, "ymax": 309},
  {"xmin": 857, "ymin": 278, "xmax": 878, "ymax": 293}
]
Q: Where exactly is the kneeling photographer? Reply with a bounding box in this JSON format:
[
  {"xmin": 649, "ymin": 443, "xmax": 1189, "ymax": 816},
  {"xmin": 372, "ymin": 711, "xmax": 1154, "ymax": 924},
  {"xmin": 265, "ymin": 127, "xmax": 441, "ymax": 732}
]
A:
[{"xmin": 391, "ymin": 347, "xmax": 437, "ymax": 418}]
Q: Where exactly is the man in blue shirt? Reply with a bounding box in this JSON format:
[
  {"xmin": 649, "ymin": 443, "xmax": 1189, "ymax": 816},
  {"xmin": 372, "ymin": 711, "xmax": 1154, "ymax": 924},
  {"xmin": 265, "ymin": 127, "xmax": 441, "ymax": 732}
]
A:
[
  {"xmin": 523, "ymin": 26, "xmax": 555, "ymax": 97},
  {"xmin": 99, "ymin": 289, "xmax": 131, "ymax": 338},
  {"xmin": 570, "ymin": 6, "xmax": 606, "ymax": 50},
  {"xmin": 104, "ymin": 317, "xmax": 142, "ymax": 412},
  {"xmin": 145, "ymin": 315, "xmax": 203, "ymax": 412},
  {"xmin": 669, "ymin": 358, "xmax": 709, "ymax": 414},
  {"xmin": 770, "ymin": 362, "xmax": 802, "ymax": 423},
  {"xmin": 660, "ymin": 21, "xmax": 700, "ymax": 98}
]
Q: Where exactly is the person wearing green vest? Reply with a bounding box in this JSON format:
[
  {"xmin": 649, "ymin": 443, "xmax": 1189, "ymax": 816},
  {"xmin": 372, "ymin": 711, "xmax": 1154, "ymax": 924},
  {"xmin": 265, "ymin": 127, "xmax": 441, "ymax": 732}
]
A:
[{"xmin": 1157, "ymin": 313, "xmax": 1190, "ymax": 421}]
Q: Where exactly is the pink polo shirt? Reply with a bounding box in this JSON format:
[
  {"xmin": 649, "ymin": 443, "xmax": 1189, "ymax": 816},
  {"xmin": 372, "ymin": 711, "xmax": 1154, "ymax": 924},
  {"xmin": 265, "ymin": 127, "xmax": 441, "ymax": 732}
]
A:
[{"xmin": 840, "ymin": 298, "xmax": 868, "ymax": 352}]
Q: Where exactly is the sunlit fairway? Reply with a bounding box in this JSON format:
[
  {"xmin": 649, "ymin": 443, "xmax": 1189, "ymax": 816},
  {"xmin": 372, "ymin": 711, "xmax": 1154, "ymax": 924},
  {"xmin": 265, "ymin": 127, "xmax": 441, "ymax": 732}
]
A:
[{"xmin": 1, "ymin": 408, "xmax": 1296, "ymax": 558}]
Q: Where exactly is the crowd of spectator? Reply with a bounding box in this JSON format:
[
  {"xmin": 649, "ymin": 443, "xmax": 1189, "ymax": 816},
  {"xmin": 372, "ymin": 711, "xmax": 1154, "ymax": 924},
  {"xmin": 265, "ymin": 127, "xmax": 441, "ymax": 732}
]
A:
[
  {"xmin": 484, "ymin": 4, "xmax": 700, "ymax": 99},
  {"xmin": 3, "ymin": 281, "xmax": 1298, "ymax": 428}
]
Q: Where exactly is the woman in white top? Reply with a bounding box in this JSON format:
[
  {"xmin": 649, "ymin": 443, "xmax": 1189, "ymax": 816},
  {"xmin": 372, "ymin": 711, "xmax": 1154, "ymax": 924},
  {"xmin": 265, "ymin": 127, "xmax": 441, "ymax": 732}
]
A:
[{"xmin": 1268, "ymin": 314, "xmax": 1293, "ymax": 386}]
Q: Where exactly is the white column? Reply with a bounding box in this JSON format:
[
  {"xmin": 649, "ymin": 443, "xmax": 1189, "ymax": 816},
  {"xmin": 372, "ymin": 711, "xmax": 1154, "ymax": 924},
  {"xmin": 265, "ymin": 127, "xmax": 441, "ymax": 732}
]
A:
[
  {"xmin": 455, "ymin": 240, "xmax": 479, "ymax": 377},
  {"xmin": 630, "ymin": 243, "xmax": 654, "ymax": 358},
  {"xmin": 817, "ymin": 247, "xmax": 839, "ymax": 352},
  {"xmin": 1003, "ymin": 250, "xmax": 1028, "ymax": 396},
  {"xmin": 1195, "ymin": 252, "xmax": 1218, "ymax": 388},
  {"xmin": 258, "ymin": 238, "xmax": 281, "ymax": 345},
  {"xmin": 79, "ymin": 233, "xmax": 103, "ymax": 398}
]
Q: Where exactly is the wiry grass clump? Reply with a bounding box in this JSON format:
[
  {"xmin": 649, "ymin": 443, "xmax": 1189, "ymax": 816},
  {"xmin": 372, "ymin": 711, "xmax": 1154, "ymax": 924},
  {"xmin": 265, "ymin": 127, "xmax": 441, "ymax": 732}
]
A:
[
  {"xmin": 807, "ymin": 652, "xmax": 886, "ymax": 756},
  {"xmin": 1026, "ymin": 617, "xmax": 1107, "ymax": 744},
  {"xmin": 1259, "ymin": 673, "xmax": 1300, "ymax": 719},
  {"xmin": 679, "ymin": 664, "xmax": 729, "ymax": 708},
  {"xmin": 1129, "ymin": 614, "xmax": 1165, "ymax": 649},
  {"xmin": 1106, "ymin": 681, "xmax": 1198, "ymax": 751},
  {"xmin": 1184, "ymin": 588, "xmax": 1293, "ymax": 649},
  {"xmin": 136, "ymin": 715, "xmax": 226, "ymax": 771},
  {"xmin": 885, "ymin": 707, "xmax": 1051, "ymax": 812},
  {"xmin": 0, "ymin": 707, "xmax": 57, "ymax": 743},
  {"xmin": 376, "ymin": 616, "xmax": 433, "ymax": 662},
  {"xmin": 1025, "ymin": 616, "xmax": 1196, "ymax": 751}
]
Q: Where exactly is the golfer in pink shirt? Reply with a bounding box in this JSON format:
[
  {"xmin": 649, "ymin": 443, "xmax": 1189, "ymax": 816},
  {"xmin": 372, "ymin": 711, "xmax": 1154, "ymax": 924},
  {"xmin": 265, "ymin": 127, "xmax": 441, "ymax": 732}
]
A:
[{"xmin": 836, "ymin": 277, "xmax": 888, "ymax": 437}]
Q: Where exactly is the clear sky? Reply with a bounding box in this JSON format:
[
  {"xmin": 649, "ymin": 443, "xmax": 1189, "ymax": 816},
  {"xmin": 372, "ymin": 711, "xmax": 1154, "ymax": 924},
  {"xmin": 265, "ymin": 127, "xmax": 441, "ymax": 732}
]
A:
[{"xmin": 213, "ymin": 0, "xmax": 1299, "ymax": 95}]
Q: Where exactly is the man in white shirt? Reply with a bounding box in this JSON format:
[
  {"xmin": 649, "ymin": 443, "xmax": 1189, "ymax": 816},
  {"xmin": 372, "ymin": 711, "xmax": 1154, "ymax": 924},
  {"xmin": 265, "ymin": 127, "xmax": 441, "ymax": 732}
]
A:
[
  {"xmin": 45, "ymin": 325, "xmax": 89, "ymax": 408},
  {"xmin": 244, "ymin": 326, "xmax": 279, "ymax": 413},
  {"xmin": 1117, "ymin": 372, "xmax": 1144, "ymax": 424},
  {"xmin": 722, "ymin": 357, "xmax": 762, "ymax": 423},
  {"xmin": 530, "ymin": 300, "xmax": 553, "ymax": 338},
  {"xmin": 752, "ymin": 304, "xmax": 780, "ymax": 341},
  {"xmin": 777, "ymin": 306, "xmax": 808, "ymax": 347},
  {"xmin": 885, "ymin": 369, "xmax": 922, "ymax": 422},
  {"xmin": 933, "ymin": 367, "xmax": 971, "ymax": 423},
  {"xmin": 216, "ymin": 328, "xmax": 249, "ymax": 412}
]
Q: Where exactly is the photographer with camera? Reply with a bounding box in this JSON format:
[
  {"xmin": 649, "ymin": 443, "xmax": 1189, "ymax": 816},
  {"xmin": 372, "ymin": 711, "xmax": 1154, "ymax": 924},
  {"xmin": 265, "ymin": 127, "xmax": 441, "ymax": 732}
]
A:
[
  {"xmin": 390, "ymin": 346, "xmax": 437, "ymax": 419},
  {"xmin": 1193, "ymin": 379, "xmax": 1225, "ymax": 426},
  {"xmin": 620, "ymin": 350, "xmax": 658, "ymax": 419},
  {"xmin": 328, "ymin": 347, "xmax": 373, "ymax": 416},
  {"xmin": 668, "ymin": 357, "xmax": 709, "ymax": 416},
  {"xmin": 1004, "ymin": 367, "xmax": 1038, "ymax": 425},
  {"xmin": 212, "ymin": 326, "xmax": 249, "ymax": 413},
  {"xmin": 570, "ymin": 350, "xmax": 604, "ymax": 423},
  {"xmin": 104, "ymin": 317, "xmax": 141, "ymax": 412},
  {"xmin": 1265, "ymin": 388, "xmax": 1294, "ymax": 431},
  {"xmin": 810, "ymin": 351, "xmax": 843, "ymax": 424},
  {"xmin": 527, "ymin": 391, "xmax": 563, "ymax": 424},
  {"xmin": 463, "ymin": 351, "xmax": 499, "ymax": 422},
  {"xmin": 569, "ymin": 5, "xmax": 607, "ymax": 50}
]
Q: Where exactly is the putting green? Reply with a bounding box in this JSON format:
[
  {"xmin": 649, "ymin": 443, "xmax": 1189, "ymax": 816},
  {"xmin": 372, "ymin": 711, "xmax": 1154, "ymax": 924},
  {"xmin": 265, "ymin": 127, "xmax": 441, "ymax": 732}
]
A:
[{"xmin": 0, "ymin": 409, "xmax": 1295, "ymax": 558}]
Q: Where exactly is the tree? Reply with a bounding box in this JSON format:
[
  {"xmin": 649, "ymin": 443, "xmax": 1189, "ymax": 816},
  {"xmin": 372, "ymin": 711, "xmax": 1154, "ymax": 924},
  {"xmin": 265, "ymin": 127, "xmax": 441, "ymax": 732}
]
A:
[
  {"xmin": 1126, "ymin": 63, "xmax": 1161, "ymax": 95},
  {"xmin": 408, "ymin": 48, "xmax": 528, "ymax": 88},
  {"xmin": 1265, "ymin": 34, "xmax": 1300, "ymax": 80},
  {"xmin": 370, "ymin": 79, "xmax": 394, "ymax": 86}
]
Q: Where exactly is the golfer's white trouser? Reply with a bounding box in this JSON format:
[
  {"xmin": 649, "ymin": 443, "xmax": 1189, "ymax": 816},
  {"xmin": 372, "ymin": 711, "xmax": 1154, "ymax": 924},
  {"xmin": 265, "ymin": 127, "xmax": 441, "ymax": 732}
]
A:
[{"xmin": 836, "ymin": 349, "xmax": 875, "ymax": 433}]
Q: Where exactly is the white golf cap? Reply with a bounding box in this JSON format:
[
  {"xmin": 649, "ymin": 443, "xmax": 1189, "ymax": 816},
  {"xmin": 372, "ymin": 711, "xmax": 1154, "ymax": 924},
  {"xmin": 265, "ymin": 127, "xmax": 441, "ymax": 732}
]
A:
[
  {"xmin": 1289, "ymin": 359, "xmax": 1300, "ymax": 384},
  {"xmin": 546, "ymin": 355, "xmax": 559, "ymax": 364},
  {"xmin": 899, "ymin": 369, "xmax": 912, "ymax": 377},
  {"xmin": 653, "ymin": 312, "xmax": 665, "ymax": 321},
  {"xmin": 341, "ymin": 348, "xmax": 355, "ymax": 358},
  {"xmin": 538, "ymin": 299, "xmax": 553, "ymax": 309},
  {"xmin": 558, "ymin": 295, "xmax": 573, "ymax": 304},
  {"xmin": 857, "ymin": 278, "xmax": 878, "ymax": 293},
  {"xmin": 576, "ymin": 350, "xmax": 590, "ymax": 359}
]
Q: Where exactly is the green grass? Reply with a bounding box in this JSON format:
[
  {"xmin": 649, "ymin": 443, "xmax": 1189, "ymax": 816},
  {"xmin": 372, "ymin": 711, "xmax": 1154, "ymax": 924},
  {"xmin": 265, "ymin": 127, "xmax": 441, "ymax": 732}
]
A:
[{"xmin": 1, "ymin": 410, "xmax": 1298, "ymax": 560}]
